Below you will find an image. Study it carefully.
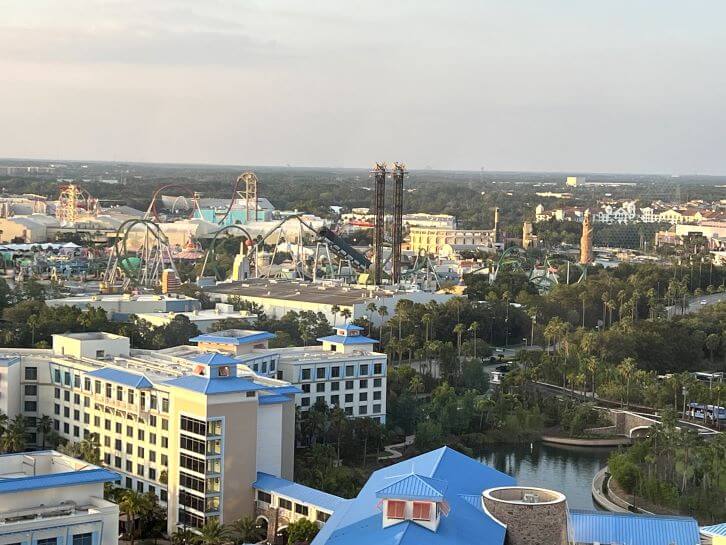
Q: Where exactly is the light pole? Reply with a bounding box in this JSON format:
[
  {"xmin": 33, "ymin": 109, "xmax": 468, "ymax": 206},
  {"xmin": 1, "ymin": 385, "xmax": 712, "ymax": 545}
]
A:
[{"xmin": 682, "ymin": 386, "xmax": 688, "ymax": 420}]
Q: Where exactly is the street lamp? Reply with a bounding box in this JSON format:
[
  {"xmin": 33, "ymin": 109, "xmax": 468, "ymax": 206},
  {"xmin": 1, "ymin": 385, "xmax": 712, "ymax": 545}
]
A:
[{"xmin": 682, "ymin": 386, "xmax": 689, "ymax": 420}]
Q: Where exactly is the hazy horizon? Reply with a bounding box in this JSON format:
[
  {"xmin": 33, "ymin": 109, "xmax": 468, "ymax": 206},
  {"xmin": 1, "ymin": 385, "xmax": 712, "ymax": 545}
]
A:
[{"xmin": 3, "ymin": 1, "xmax": 726, "ymax": 174}]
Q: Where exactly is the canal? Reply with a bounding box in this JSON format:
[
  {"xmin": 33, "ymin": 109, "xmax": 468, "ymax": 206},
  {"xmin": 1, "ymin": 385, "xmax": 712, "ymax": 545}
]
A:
[{"xmin": 478, "ymin": 442, "xmax": 614, "ymax": 511}]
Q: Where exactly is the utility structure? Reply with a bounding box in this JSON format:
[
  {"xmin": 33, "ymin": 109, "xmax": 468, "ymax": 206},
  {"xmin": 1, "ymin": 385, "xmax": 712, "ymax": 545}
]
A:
[
  {"xmin": 371, "ymin": 162, "xmax": 387, "ymax": 284},
  {"xmin": 56, "ymin": 183, "xmax": 97, "ymax": 223},
  {"xmin": 391, "ymin": 162, "xmax": 406, "ymax": 284},
  {"xmin": 579, "ymin": 209, "xmax": 593, "ymax": 265}
]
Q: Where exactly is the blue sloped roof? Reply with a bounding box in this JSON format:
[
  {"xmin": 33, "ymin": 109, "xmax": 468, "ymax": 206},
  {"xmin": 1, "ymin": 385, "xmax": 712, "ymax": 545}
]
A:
[
  {"xmin": 164, "ymin": 375, "xmax": 265, "ymax": 394},
  {"xmin": 701, "ymin": 523, "xmax": 726, "ymax": 537},
  {"xmin": 254, "ymin": 472, "xmax": 344, "ymax": 512},
  {"xmin": 259, "ymin": 394, "xmax": 294, "ymax": 405},
  {"xmin": 317, "ymin": 334, "xmax": 378, "ymax": 345},
  {"xmin": 86, "ymin": 367, "xmax": 153, "ymax": 389},
  {"xmin": 0, "ymin": 468, "xmax": 120, "ymax": 494},
  {"xmin": 375, "ymin": 474, "xmax": 448, "ymax": 501},
  {"xmin": 337, "ymin": 324, "xmax": 364, "ymax": 331},
  {"xmin": 570, "ymin": 509, "xmax": 700, "ymax": 545},
  {"xmin": 190, "ymin": 353, "xmax": 239, "ymax": 366},
  {"xmin": 312, "ymin": 446, "xmax": 514, "ymax": 545},
  {"xmin": 189, "ymin": 330, "xmax": 276, "ymax": 345}
]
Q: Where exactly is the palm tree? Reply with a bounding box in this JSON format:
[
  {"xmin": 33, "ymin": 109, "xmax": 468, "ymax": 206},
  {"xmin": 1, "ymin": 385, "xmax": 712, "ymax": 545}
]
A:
[
  {"xmin": 618, "ymin": 357, "xmax": 637, "ymax": 408},
  {"xmin": 453, "ymin": 323, "xmax": 466, "ymax": 359},
  {"xmin": 0, "ymin": 410, "xmax": 8, "ymax": 439},
  {"xmin": 171, "ymin": 529, "xmax": 198, "ymax": 545},
  {"xmin": 376, "ymin": 305, "xmax": 388, "ymax": 343},
  {"xmin": 340, "ymin": 308, "xmax": 352, "ymax": 324},
  {"xmin": 422, "ymin": 313, "xmax": 433, "ymax": 345},
  {"xmin": 331, "ymin": 304, "xmax": 340, "ymax": 327},
  {"xmin": 79, "ymin": 432, "xmax": 101, "ymax": 463},
  {"xmin": 585, "ymin": 356, "xmax": 599, "ymax": 399},
  {"xmin": 366, "ymin": 302, "xmax": 377, "ymax": 335},
  {"xmin": 119, "ymin": 490, "xmax": 149, "ymax": 545},
  {"xmin": 230, "ymin": 516, "xmax": 263, "ymax": 545},
  {"xmin": 197, "ymin": 519, "xmax": 230, "ymax": 545},
  {"xmin": 468, "ymin": 322, "xmax": 480, "ymax": 360},
  {"xmin": 2, "ymin": 415, "xmax": 27, "ymax": 453},
  {"xmin": 37, "ymin": 415, "xmax": 52, "ymax": 449},
  {"xmin": 408, "ymin": 375, "xmax": 424, "ymax": 396}
]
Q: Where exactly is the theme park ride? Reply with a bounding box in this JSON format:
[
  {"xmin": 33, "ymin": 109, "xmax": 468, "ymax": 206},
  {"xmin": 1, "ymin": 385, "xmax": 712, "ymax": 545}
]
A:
[
  {"xmin": 486, "ymin": 246, "xmax": 587, "ymax": 291},
  {"xmin": 56, "ymin": 183, "xmax": 98, "ymax": 223}
]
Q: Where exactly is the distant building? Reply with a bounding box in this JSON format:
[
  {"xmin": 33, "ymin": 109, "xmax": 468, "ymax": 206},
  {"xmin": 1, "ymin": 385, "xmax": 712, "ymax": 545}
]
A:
[
  {"xmin": 0, "ymin": 451, "xmax": 120, "ymax": 545},
  {"xmin": 408, "ymin": 227, "xmax": 496, "ymax": 257},
  {"xmin": 136, "ymin": 303, "xmax": 258, "ymax": 332},
  {"xmin": 566, "ymin": 176, "xmax": 585, "ymax": 187},
  {"xmin": 46, "ymin": 293, "xmax": 201, "ymax": 321}
]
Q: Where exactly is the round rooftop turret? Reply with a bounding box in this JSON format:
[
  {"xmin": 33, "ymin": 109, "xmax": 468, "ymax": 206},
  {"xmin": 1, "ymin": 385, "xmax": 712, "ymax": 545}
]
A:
[{"xmin": 482, "ymin": 487, "xmax": 568, "ymax": 545}]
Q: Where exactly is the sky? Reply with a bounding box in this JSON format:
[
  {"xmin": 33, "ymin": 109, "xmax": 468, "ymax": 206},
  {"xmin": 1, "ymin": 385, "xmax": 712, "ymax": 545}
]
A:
[{"xmin": 1, "ymin": 0, "xmax": 725, "ymax": 174}]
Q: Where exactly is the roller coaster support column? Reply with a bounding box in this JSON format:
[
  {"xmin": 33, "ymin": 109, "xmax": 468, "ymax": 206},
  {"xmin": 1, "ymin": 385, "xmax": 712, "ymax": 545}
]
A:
[
  {"xmin": 392, "ymin": 162, "xmax": 406, "ymax": 284},
  {"xmin": 372, "ymin": 162, "xmax": 387, "ymax": 285}
]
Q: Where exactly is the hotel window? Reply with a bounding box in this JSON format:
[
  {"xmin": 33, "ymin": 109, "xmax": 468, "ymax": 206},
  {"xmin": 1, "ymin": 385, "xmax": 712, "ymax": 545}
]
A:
[
  {"xmin": 207, "ymin": 420, "xmax": 222, "ymax": 436},
  {"xmin": 127, "ymin": 425, "xmax": 133, "ymax": 437},
  {"xmin": 316, "ymin": 367, "xmax": 326, "ymax": 379},
  {"xmin": 128, "ymin": 390, "xmax": 135, "ymax": 404},
  {"xmin": 359, "ymin": 379, "xmax": 368, "ymax": 388},
  {"xmin": 317, "ymin": 511, "xmax": 330, "ymax": 522},
  {"xmin": 269, "ymin": 360, "xmax": 276, "ymax": 371},
  {"xmin": 278, "ymin": 498, "xmax": 292, "ymax": 511},
  {"xmin": 137, "ymin": 464, "xmax": 145, "ymax": 477},
  {"xmin": 301, "ymin": 397, "xmax": 310, "ymax": 407},
  {"xmin": 149, "ymin": 414, "xmax": 156, "ymax": 426},
  {"xmin": 149, "ymin": 451, "xmax": 156, "ymax": 463},
  {"xmin": 257, "ymin": 491, "xmax": 272, "ymax": 504},
  {"xmin": 115, "ymin": 423, "xmax": 121, "ymax": 434},
  {"xmin": 149, "ymin": 468, "xmax": 156, "ymax": 480},
  {"xmin": 64, "ymin": 390, "xmax": 70, "ymax": 402},
  {"xmin": 161, "ymin": 454, "xmax": 168, "ymax": 466},
  {"xmin": 345, "ymin": 381, "xmax": 354, "ymax": 390},
  {"xmin": 373, "ymin": 391, "xmax": 381, "ymax": 400},
  {"xmin": 260, "ymin": 362, "xmax": 267, "ymax": 373},
  {"xmin": 138, "ymin": 429, "xmax": 145, "ymax": 440},
  {"xmin": 180, "ymin": 453, "xmax": 205, "ymax": 474},
  {"xmin": 105, "ymin": 384, "xmax": 112, "ymax": 398},
  {"xmin": 63, "ymin": 407, "xmax": 69, "ymax": 418},
  {"xmin": 180, "ymin": 472, "xmax": 205, "ymax": 492},
  {"xmin": 24, "ymin": 401, "xmax": 37, "ymax": 412},
  {"xmin": 94, "ymin": 380, "xmax": 101, "ymax": 394},
  {"xmin": 24, "ymin": 366, "xmax": 37, "ymax": 380},
  {"xmin": 137, "ymin": 482, "xmax": 144, "ymax": 493},
  {"xmin": 24, "ymin": 384, "xmax": 37, "ymax": 396},
  {"xmin": 180, "ymin": 436, "xmax": 205, "ymax": 455},
  {"xmin": 181, "ymin": 416, "xmax": 207, "ymax": 436},
  {"xmin": 330, "ymin": 366, "xmax": 340, "ymax": 378},
  {"xmin": 38, "ymin": 538, "xmax": 58, "ymax": 545},
  {"xmin": 345, "ymin": 394, "xmax": 353, "ymax": 403},
  {"xmin": 84, "ymin": 377, "xmax": 91, "ymax": 390},
  {"xmin": 295, "ymin": 504, "xmax": 309, "ymax": 516},
  {"xmin": 161, "ymin": 437, "xmax": 168, "ymax": 448},
  {"xmin": 359, "ymin": 406, "xmax": 368, "ymax": 415},
  {"xmin": 104, "ymin": 436, "xmax": 110, "ymax": 447},
  {"xmin": 359, "ymin": 392, "xmax": 368, "ymax": 402},
  {"xmin": 331, "ymin": 382, "xmax": 340, "ymax": 391},
  {"xmin": 125, "ymin": 443, "xmax": 132, "ymax": 454},
  {"xmin": 330, "ymin": 395, "xmax": 339, "ymax": 406},
  {"xmin": 302, "ymin": 384, "xmax": 310, "ymax": 393},
  {"xmin": 301, "ymin": 368, "xmax": 311, "ymax": 380},
  {"xmin": 345, "ymin": 365, "xmax": 354, "ymax": 377},
  {"xmin": 359, "ymin": 364, "xmax": 369, "ymax": 376},
  {"xmin": 150, "ymin": 394, "xmax": 158, "ymax": 410},
  {"xmin": 53, "ymin": 369, "xmax": 61, "ymax": 383},
  {"xmin": 116, "ymin": 386, "xmax": 123, "ymax": 401},
  {"xmin": 387, "ymin": 500, "xmax": 405, "ymax": 519},
  {"xmin": 206, "ymin": 476, "xmax": 221, "ymax": 493},
  {"xmin": 374, "ymin": 363, "xmax": 383, "ymax": 375},
  {"xmin": 138, "ymin": 446, "xmax": 145, "ymax": 458},
  {"xmin": 74, "ymin": 409, "xmax": 80, "ymax": 421},
  {"xmin": 373, "ymin": 404, "xmax": 382, "ymax": 413},
  {"xmin": 149, "ymin": 433, "xmax": 156, "ymax": 444},
  {"xmin": 344, "ymin": 407, "xmax": 352, "ymax": 416},
  {"xmin": 114, "ymin": 456, "xmax": 122, "ymax": 468},
  {"xmin": 162, "ymin": 418, "xmax": 168, "ymax": 431},
  {"xmin": 412, "ymin": 502, "xmax": 432, "ymax": 521},
  {"xmin": 74, "ymin": 375, "xmax": 81, "ymax": 388},
  {"xmin": 316, "ymin": 396, "xmax": 325, "ymax": 405},
  {"xmin": 115, "ymin": 439, "xmax": 122, "ymax": 451},
  {"xmin": 55, "ymin": 388, "xmax": 60, "ymax": 399},
  {"xmin": 316, "ymin": 383, "xmax": 325, "ymax": 393},
  {"xmin": 64, "ymin": 372, "xmax": 71, "ymax": 386},
  {"xmin": 126, "ymin": 461, "xmax": 132, "ymax": 472}
]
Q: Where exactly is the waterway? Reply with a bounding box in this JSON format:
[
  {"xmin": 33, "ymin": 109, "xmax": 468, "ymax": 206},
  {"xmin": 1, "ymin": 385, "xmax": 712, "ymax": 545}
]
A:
[{"xmin": 478, "ymin": 442, "xmax": 613, "ymax": 511}]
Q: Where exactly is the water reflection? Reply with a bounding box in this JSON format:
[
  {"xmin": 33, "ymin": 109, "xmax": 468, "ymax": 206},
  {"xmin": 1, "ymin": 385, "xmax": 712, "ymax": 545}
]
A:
[{"xmin": 477, "ymin": 442, "xmax": 613, "ymax": 510}]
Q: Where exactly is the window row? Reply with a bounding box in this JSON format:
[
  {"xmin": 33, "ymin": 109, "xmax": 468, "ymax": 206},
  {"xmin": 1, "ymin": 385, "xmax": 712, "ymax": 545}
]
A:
[{"xmin": 301, "ymin": 362, "xmax": 383, "ymax": 381}]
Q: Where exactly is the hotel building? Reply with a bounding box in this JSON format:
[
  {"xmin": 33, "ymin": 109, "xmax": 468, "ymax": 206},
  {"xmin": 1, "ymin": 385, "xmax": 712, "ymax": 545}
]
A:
[
  {"xmin": 168, "ymin": 326, "xmax": 388, "ymax": 423},
  {"xmin": 0, "ymin": 332, "xmax": 299, "ymax": 534},
  {"xmin": 0, "ymin": 451, "xmax": 119, "ymax": 545}
]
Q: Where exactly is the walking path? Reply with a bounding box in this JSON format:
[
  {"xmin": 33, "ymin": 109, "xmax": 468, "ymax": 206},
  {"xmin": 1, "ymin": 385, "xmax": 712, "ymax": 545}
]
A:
[{"xmin": 378, "ymin": 435, "xmax": 415, "ymax": 460}]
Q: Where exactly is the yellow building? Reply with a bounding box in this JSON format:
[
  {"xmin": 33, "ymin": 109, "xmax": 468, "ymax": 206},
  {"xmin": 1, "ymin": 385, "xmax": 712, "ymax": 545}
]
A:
[
  {"xmin": 409, "ymin": 227, "xmax": 496, "ymax": 257},
  {"xmin": 1, "ymin": 331, "xmax": 298, "ymax": 534}
]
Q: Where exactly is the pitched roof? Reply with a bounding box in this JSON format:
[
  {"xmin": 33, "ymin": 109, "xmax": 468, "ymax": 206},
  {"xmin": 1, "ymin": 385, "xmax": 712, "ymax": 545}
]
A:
[
  {"xmin": 701, "ymin": 523, "xmax": 726, "ymax": 537},
  {"xmin": 312, "ymin": 446, "xmax": 514, "ymax": 545},
  {"xmin": 85, "ymin": 367, "xmax": 153, "ymax": 389},
  {"xmin": 569, "ymin": 509, "xmax": 700, "ymax": 545},
  {"xmin": 0, "ymin": 468, "xmax": 120, "ymax": 494},
  {"xmin": 317, "ymin": 334, "xmax": 378, "ymax": 345},
  {"xmin": 163, "ymin": 375, "xmax": 265, "ymax": 394},
  {"xmin": 375, "ymin": 474, "xmax": 448, "ymax": 501},
  {"xmin": 189, "ymin": 330, "xmax": 275, "ymax": 346},
  {"xmin": 190, "ymin": 353, "xmax": 239, "ymax": 366},
  {"xmin": 253, "ymin": 472, "xmax": 345, "ymax": 512}
]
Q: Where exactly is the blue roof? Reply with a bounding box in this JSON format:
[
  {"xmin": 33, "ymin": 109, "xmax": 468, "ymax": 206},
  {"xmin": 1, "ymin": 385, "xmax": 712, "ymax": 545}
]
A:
[
  {"xmin": 0, "ymin": 356, "xmax": 20, "ymax": 367},
  {"xmin": 86, "ymin": 367, "xmax": 153, "ymax": 389},
  {"xmin": 164, "ymin": 375, "xmax": 265, "ymax": 394},
  {"xmin": 337, "ymin": 324, "xmax": 364, "ymax": 331},
  {"xmin": 0, "ymin": 467, "xmax": 120, "ymax": 494},
  {"xmin": 190, "ymin": 353, "xmax": 239, "ymax": 366},
  {"xmin": 189, "ymin": 330, "xmax": 276, "ymax": 346},
  {"xmin": 259, "ymin": 394, "xmax": 294, "ymax": 405},
  {"xmin": 701, "ymin": 523, "xmax": 726, "ymax": 537},
  {"xmin": 376, "ymin": 474, "xmax": 448, "ymax": 501},
  {"xmin": 570, "ymin": 510, "xmax": 700, "ymax": 545},
  {"xmin": 317, "ymin": 334, "xmax": 378, "ymax": 345},
  {"xmin": 254, "ymin": 472, "xmax": 345, "ymax": 512},
  {"xmin": 267, "ymin": 385, "xmax": 302, "ymax": 396},
  {"xmin": 312, "ymin": 446, "xmax": 515, "ymax": 545}
]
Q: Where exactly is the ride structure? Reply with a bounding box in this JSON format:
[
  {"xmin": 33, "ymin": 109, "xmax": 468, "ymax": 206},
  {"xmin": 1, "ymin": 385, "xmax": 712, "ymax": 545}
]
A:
[
  {"xmin": 56, "ymin": 184, "xmax": 98, "ymax": 223},
  {"xmin": 371, "ymin": 163, "xmax": 387, "ymax": 284},
  {"xmin": 103, "ymin": 219, "xmax": 179, "ymax": 291},
  {"xmin": 144, "ymin": 184, "xmax": 200, "ymax": 221},
  {"xmin": 487, "ymin": 246, "xmax": 586, "ymax": 291},
  {"xmin": 391, "ymin": 162, "xmax": 406, "ymax": 284},
  {"xmin": 216, "ymin": 171, "xmax": 259, "ymax": 225}
]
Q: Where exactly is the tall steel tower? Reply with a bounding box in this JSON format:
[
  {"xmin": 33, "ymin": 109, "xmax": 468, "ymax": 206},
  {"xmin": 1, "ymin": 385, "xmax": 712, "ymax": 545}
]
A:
[
  {"xmin": 391, "ymin": 163, "xmax": 406, "ymax": 284},
  {"xmin": 371, "ymin": 163, "xmax": 387, "ymax": 284}
]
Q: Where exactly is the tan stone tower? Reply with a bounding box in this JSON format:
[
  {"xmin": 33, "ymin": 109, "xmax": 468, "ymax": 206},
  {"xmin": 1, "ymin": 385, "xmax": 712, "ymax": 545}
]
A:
[
  {"xmin": 522, "ymin": 221, "xmax": 534, "ymax": 249},
  {"xmin": 579, "ymin": 209, "xmax": 593, "ymax": 264}
]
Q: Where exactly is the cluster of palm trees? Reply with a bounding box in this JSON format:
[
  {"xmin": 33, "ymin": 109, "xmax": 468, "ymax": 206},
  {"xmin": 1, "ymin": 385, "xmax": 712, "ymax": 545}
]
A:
[
  {"xmin": 0, "ymin": 412, "xmax": 30, "ymax": 453},
  {"xmin": 171, "ymin": 517, "xmax": 265, "ymax": 545}
]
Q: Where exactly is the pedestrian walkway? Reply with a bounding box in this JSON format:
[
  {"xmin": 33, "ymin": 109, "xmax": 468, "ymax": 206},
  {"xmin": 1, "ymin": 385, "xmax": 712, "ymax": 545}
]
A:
[{"xmin": 378, "ymin": 435, "xmax": 415, "ymax": 460}]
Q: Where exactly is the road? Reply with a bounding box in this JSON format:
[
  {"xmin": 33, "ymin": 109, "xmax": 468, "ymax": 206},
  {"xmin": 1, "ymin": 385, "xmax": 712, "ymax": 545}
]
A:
[{"xmin": 667, "ymin": 291, "xmax": 726, "ymax": 318}]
